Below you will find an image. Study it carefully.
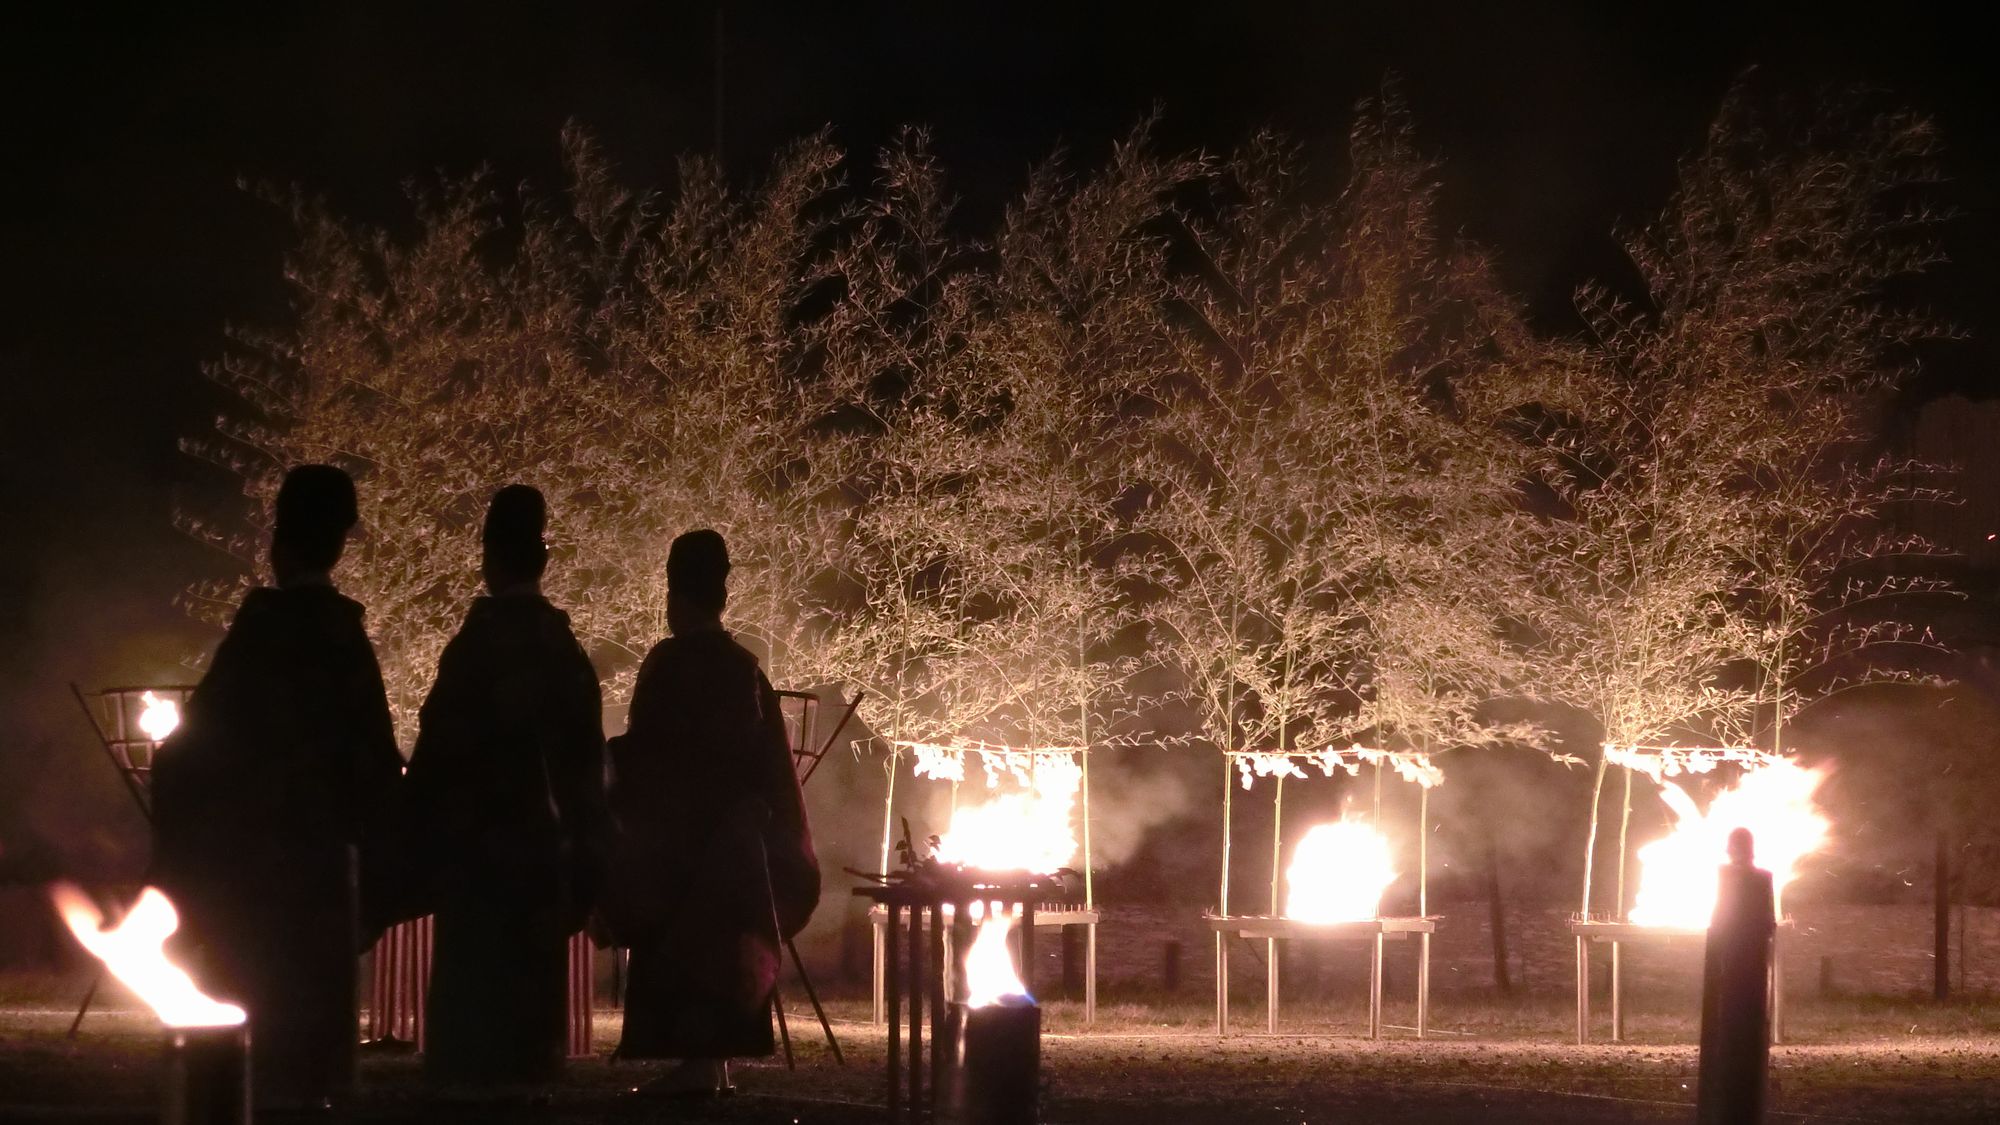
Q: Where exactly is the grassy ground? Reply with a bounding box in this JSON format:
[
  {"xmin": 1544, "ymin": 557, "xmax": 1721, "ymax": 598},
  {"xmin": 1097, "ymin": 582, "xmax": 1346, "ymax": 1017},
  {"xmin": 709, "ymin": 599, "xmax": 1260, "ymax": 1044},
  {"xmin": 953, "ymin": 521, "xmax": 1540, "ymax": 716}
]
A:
[{"xmin": 5, "ymin": 978, "xmax": 2000, "ymax": 1123}]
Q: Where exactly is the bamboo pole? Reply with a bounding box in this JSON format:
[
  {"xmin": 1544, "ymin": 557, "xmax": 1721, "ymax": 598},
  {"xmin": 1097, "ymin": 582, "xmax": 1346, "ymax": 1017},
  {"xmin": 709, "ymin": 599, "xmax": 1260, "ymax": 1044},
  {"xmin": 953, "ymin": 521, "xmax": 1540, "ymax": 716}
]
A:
[
  {"xmin": 879, "ymin": 746, "xmax": 898, "ymax": 875},
  {"xmin": 1614, "ymin": 766, "xmax": 1633, "ymax": 920},
  {"xmin": 1269, "ymin": 775, "xmax": 1286, "ymax": 915},
  {"xmin": 1579, "ymin": 750, "xmax": 1610, "ymax": 918},
  {"xmin": 1219, "ymin": 755, "xmax": 1233, "ymax": 916},
  {"xmin": 1419, "ymin": 785, "xmax": 1429, "ymax": 918}
]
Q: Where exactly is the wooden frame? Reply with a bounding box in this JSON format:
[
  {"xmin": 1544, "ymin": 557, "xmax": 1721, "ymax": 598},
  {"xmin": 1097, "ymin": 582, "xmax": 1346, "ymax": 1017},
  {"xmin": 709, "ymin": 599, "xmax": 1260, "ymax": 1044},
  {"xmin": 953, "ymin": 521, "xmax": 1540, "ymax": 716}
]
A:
[
  {"xmin": 1211, "ymin": 746, "xmax": 1442, "ymax": 1038},
  {"xmin": 1572, "ymin": 744, "xmax": 1803, "ymax": 1045},
  {"xmin": 871, "ymin": 740, "xmax": 1100, "ymax": 1025}
]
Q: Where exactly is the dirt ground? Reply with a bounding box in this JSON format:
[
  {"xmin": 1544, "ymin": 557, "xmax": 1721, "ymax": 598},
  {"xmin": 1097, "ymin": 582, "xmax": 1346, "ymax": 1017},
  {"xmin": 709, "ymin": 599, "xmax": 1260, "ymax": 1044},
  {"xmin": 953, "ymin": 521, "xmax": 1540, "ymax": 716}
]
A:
[{"xmin": 6, "ymin": 980, "xmax": 2000, "ymax": 1124}]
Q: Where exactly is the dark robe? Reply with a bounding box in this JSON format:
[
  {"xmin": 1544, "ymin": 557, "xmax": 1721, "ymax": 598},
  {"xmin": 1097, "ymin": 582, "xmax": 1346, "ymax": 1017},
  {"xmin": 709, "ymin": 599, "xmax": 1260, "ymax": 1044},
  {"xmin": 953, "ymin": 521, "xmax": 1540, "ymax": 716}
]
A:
[
  {"xmin": 1697, "ymin": 862, "xmax": 1776, "ymax": 1125},
  {"xmin": 401, "ymin": 594, "xmax": 607, "ymax": 1084},
  {"xmin": 602, "ymin": 628, "xmax": 819, "ymax": 1060},
  {"xmin": 150, "ymin": 583, "xmax": 402, "ymax": 1108}
]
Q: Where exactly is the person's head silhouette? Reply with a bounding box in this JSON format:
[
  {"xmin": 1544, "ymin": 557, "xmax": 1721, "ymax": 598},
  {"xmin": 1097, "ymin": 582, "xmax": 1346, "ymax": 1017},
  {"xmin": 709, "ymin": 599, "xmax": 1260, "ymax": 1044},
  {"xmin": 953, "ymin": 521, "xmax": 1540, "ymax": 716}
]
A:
[
  {"xmin": 666, "ymin": 529, "xmax": 729, "ymax": 636},
  {"xmin": 482, "ymin": 485, "xmax": 549, "ymax": 595},
  {"xmin": 1726, "ymin": 826, "xmax": 1755, "ymax": 867},
  {"xmin": 271, "ymin": 464, "xmax": 358, "ymax": 586}
]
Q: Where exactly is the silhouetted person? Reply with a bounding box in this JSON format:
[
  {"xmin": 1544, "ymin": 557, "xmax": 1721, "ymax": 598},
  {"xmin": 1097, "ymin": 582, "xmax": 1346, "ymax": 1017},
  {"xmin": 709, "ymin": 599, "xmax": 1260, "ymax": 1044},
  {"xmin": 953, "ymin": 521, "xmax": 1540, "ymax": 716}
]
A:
[
  {"xmin": 1696, "ymin": 826, "xmax": 1776, "ymax": 1125},
  {"xmin": 151, "ymin": 464, "xmax": 402, "ymax": 1111},
  {"xmin": 601, "ymin": 529, "xmax": 819, "ymax": 1096},
  {"xmin": 401, "ymin": 485, "xmax": 608, "ymax": 1086}
]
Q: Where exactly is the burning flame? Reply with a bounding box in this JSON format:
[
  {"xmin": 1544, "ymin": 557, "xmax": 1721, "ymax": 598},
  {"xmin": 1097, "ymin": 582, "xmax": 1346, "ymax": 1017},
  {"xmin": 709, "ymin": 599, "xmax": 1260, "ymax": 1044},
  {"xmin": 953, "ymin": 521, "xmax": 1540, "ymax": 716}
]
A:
[
  {"xmin": 1627, "ymin": 759, "xmax": 1830, "ymax": 929},
  {"xmin": 137, "ymin": 692, "xmax": 181, "ymax": 742},
  {"xmin": 933, "ymin": 757, "xmax": 1080, "ymax": 875},
  {"xmin": 50, "ymin": 884, "xmax": 244, "ymax": 1028},
  {"xmin": 1284, "ymin": 819, "xmax": 1398, "ymax": 924},
  {"xmin": 962, "ymin": 904, "xmax": 1031, "ymax": 1007}
]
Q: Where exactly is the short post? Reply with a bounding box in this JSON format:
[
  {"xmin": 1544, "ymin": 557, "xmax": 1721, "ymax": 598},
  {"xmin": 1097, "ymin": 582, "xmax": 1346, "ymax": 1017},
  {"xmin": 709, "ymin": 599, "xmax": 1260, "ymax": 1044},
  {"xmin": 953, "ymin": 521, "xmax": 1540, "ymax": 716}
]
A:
[
  {"xmin": 1696, "ymin": 828, "xmax": 1775, "ymax": 1125},
  {"xmin": 1163, "ymin": 940, "xmax": 1182, "ymax": 994}
]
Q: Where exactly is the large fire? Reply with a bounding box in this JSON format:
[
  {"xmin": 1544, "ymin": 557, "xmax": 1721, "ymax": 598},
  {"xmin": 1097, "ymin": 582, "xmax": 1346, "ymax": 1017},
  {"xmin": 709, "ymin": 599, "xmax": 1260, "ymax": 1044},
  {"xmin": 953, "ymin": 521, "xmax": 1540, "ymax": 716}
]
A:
[
  {"xmin": 1284, "ymin": 819, "xmax": 1399, "ymax": 924},
  {"xmin": 1627, "ymin": 759, "xmax": 1830, "ymax": 928},
  {"xmin": 137, "ymin": 691, "xmax": 181, "ymax": 743},
  {"xmin": 962, "ymin": 904, "xmax": 1031, "ymax": 1007},
  {"xmin": 915, "ymin": 746, "xmax": 1081, "ymax": 875},
  {"xmin": 50, "ymin": 884, "xmax": 244, "ymax": 1028}
]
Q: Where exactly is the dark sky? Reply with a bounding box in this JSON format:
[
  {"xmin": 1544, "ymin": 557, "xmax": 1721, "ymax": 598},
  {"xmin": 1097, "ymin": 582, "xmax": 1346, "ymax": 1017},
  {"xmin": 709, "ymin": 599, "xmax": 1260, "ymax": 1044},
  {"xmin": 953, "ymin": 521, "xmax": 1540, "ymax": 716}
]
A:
[{"xmin": 2, "ymin": 2, "xmax": 1994, "ymax": 876}]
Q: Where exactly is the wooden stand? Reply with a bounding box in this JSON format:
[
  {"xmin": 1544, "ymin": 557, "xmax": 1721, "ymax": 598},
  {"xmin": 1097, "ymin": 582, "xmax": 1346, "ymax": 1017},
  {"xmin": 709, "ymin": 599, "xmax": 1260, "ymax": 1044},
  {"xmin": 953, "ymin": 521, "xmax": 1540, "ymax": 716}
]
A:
[
  {"xmin": 873, "ymin": 904, "xmax": 1099, "ymax": 1026},
  {"xmin": 1210, "ymin": 747, "xmax": 1444, "ymax": 1040},
  {"xmin": 1569, "ymin": 918, "xmax": 1790, "ymax": 1045},
  {"xmin": 857, "ymin": 875, "xmax": 1077, "ymax": 1125},
  {"xmin": 874, "ymin": 740, "xmax": 1101, "ymax": 1027},
  {"xmin": 364, "ymin": 924, "xmax": 595, "ymax": 1056},
  {"xmin": 1206, "ymin": 914, "xmax": 1434, "ymax": 1038}
]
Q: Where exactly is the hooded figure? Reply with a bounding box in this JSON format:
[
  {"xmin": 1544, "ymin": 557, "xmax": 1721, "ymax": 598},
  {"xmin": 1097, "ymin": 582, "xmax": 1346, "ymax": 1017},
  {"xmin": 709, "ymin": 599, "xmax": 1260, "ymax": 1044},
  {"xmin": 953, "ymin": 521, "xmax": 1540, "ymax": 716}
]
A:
[
  {"xmin": 1696, "ymin": 826, "xmax": 1777, "ymax": 1125},
  {"xmin": 401, "ymin": 485, "xmax": 608, "ymax": 1085},
  {"xmin": 602, "ymin": 529, "xmax": 819, "ymax": 1096},
  {"xmin": 152, "ymin": 464, "xmax": 403, "ymax": 1112}
]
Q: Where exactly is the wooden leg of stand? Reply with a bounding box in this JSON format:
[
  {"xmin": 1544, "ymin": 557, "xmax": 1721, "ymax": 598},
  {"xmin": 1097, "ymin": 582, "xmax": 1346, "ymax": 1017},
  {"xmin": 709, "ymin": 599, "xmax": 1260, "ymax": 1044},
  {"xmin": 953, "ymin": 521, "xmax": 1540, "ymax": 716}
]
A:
[
  {"xmin": 886, "ymin": 906, "xmax": 902, "ymax": 1123},
  {"xmin": 1266, "ymin": 937, "xmax": 1279, "ymax": 1034},
  {"xmin": 1575, "ymin": 935, "xmax": 1589, "ymax": 1046},
  {"xmin": 930, "ymin": 906, "xmax": 948, "ymax": 1115},
  {"xmin": 1216, "ymin": 932, "xmax": 1230, "ymax": 1037},
  {"xmin": 1610, "ymin": 940, "xmax": 1623, "ymax": 1043},
  {"xmin": 1369, "ymin": 933, "xmax": 1383, "ymax": 1040},
  {"xmin": 908, "ymin": 907, "xmax": 923, "ymax": 1122},
  {"xmin": 1085, "ymin": 922, "xmax": 1098, "ymax": 1026},
  {"xmin": 1418, "ymin": 931, "xmax": 1430, "ymax": 1040}
]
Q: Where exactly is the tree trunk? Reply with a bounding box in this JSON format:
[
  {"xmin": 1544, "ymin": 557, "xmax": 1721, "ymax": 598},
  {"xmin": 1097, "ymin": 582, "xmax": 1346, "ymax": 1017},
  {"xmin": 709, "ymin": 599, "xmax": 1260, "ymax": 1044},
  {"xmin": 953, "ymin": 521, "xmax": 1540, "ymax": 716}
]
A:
[
  {"xmin": 1934, "ymin": 829, "xmax": 1951, "ymax": 1003},
  {"xmin": 1486, "ymin": 839, "xmax": 1513, "ymax": 995}
]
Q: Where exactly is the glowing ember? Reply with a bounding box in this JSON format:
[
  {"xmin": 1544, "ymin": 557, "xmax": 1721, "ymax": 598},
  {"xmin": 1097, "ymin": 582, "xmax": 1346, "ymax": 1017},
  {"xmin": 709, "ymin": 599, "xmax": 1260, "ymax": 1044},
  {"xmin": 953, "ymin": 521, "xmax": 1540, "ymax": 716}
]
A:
[
  {"xmin": 137, "ymin": 691, "xmax": 181, "ymax": 743},
  {"xmin": 50, "ymin": 884, "xmax": 244, "ymax": 1028},
  {"xmin": 963, "ymin": 905, "xmax": 1031, "ymax": 1007},
  {"xmin": 933, "ymin": 756, "xmax": 1081, "ymax": 875},
  {"xmin": 1284, "ymin": 819, "xmax": 1399, "ymax": 923},
  {"xmin": 1627, "ymin": 759, "xmax": 1830, "ymax": 928}
]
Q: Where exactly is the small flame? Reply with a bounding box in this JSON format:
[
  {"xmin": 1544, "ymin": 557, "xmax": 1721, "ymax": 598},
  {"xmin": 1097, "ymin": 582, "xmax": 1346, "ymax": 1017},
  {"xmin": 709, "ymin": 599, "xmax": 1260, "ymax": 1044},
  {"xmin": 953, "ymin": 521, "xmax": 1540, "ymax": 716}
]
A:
[
  {"xmin": 963, "ymin": 904, "xmax": 1031, "ymax": 1007},
  {"xmin": 933, "ymin": 757, "xmax": 1080, "ymax": 874},
  {"xmin": 1627, "ymin": 759, "xmax": 1830, "ymax": 928},
  {"xmin": 137, "ymin": 692, "xmax": 181, "ymax": 743},
  {"xmin": 50, "ymin": 884, "xmax": 244, "ymax": 1028},
  {"xmin": 1284, "ymin": 819, "xmax": 1398, "ymax": 924}
]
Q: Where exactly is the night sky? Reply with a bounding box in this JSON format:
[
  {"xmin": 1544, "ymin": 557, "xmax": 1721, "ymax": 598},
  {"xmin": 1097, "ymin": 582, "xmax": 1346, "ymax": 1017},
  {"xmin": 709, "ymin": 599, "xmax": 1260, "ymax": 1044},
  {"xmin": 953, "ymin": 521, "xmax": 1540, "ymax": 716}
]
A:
[{"xmin": 2, "ymin": 3, "xmax": 1993, "ymax": 876}]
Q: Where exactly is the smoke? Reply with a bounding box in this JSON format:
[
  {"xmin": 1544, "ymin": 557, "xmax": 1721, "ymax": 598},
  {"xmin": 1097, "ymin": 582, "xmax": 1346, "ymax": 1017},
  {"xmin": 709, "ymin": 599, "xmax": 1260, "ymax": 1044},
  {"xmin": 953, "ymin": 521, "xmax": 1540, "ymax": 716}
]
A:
[{"xmin": 1085, "ymin": 746, "xmax": 1197, "ymax": 868}]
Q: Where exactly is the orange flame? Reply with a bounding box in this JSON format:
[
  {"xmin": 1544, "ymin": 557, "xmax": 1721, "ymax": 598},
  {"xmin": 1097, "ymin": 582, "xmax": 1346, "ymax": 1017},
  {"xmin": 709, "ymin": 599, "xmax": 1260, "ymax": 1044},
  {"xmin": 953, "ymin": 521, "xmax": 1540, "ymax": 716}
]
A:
[
  {"xmin": 1627, "ymin": 759, "xmax": 1830, "ymax": 928},
  {"xmin": 962, "ymin": 904, "xmax": 1031, "ymax": 1007},
  {"xmin": 137, "ymin": 692, "xmax": 181, "ymax": 743},
  {"xmin": 50, "ymin": 884, "xmax": 244, "ymax": 1028},
  {"xmin": 933, "ymin": 757, "xmax": 1080, "ymax": 875},
  {"xmin": 1284, "ymin": 819, "xmax": 1398, "ymax": 924}
]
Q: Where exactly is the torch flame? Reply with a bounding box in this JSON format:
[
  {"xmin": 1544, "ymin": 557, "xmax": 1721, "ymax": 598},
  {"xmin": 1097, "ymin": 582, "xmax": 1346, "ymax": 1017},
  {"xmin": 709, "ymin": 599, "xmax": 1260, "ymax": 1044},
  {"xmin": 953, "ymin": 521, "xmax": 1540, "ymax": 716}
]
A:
[
  {"xmin": 137, "ymin": 692, "xmax": 181, "ymax": 743},
  {"xmin": 1284, "ymin": 819, "xmax": 1398, "ymax": 924},
  {"xmin": 963, "ymin": 904, "xmax": 1031, "ymax": 1007},
  {"xmin": 933, "ymin": 757, "xmax": 1080, "ymax": 875},
  {"xmin": 1627, "ymin": 759, "xmax": 1830, "ymax": 928},
  {"xmin": 50, "ymin": 884, "xmax": 245, "ymax": 1028}
]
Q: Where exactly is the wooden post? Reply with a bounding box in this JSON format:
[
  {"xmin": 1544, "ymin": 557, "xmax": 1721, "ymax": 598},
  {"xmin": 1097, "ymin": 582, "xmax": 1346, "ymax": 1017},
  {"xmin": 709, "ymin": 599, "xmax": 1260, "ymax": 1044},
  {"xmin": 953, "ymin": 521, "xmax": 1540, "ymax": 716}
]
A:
[
  {"xmin": 1487, "ymin": 840, "xmax": 1513, "ymax": 995},
  {"xmin": 1935, "ymin": 829, "xmax": 1951, "ymax": 1002},
  {"xmin": 1575, "ymin": 935, "xmax": 1589, "ymax": 1044},
  {"xmin": 886, "ymin": 906, "xmax": 901, "ymax": 1122}
]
